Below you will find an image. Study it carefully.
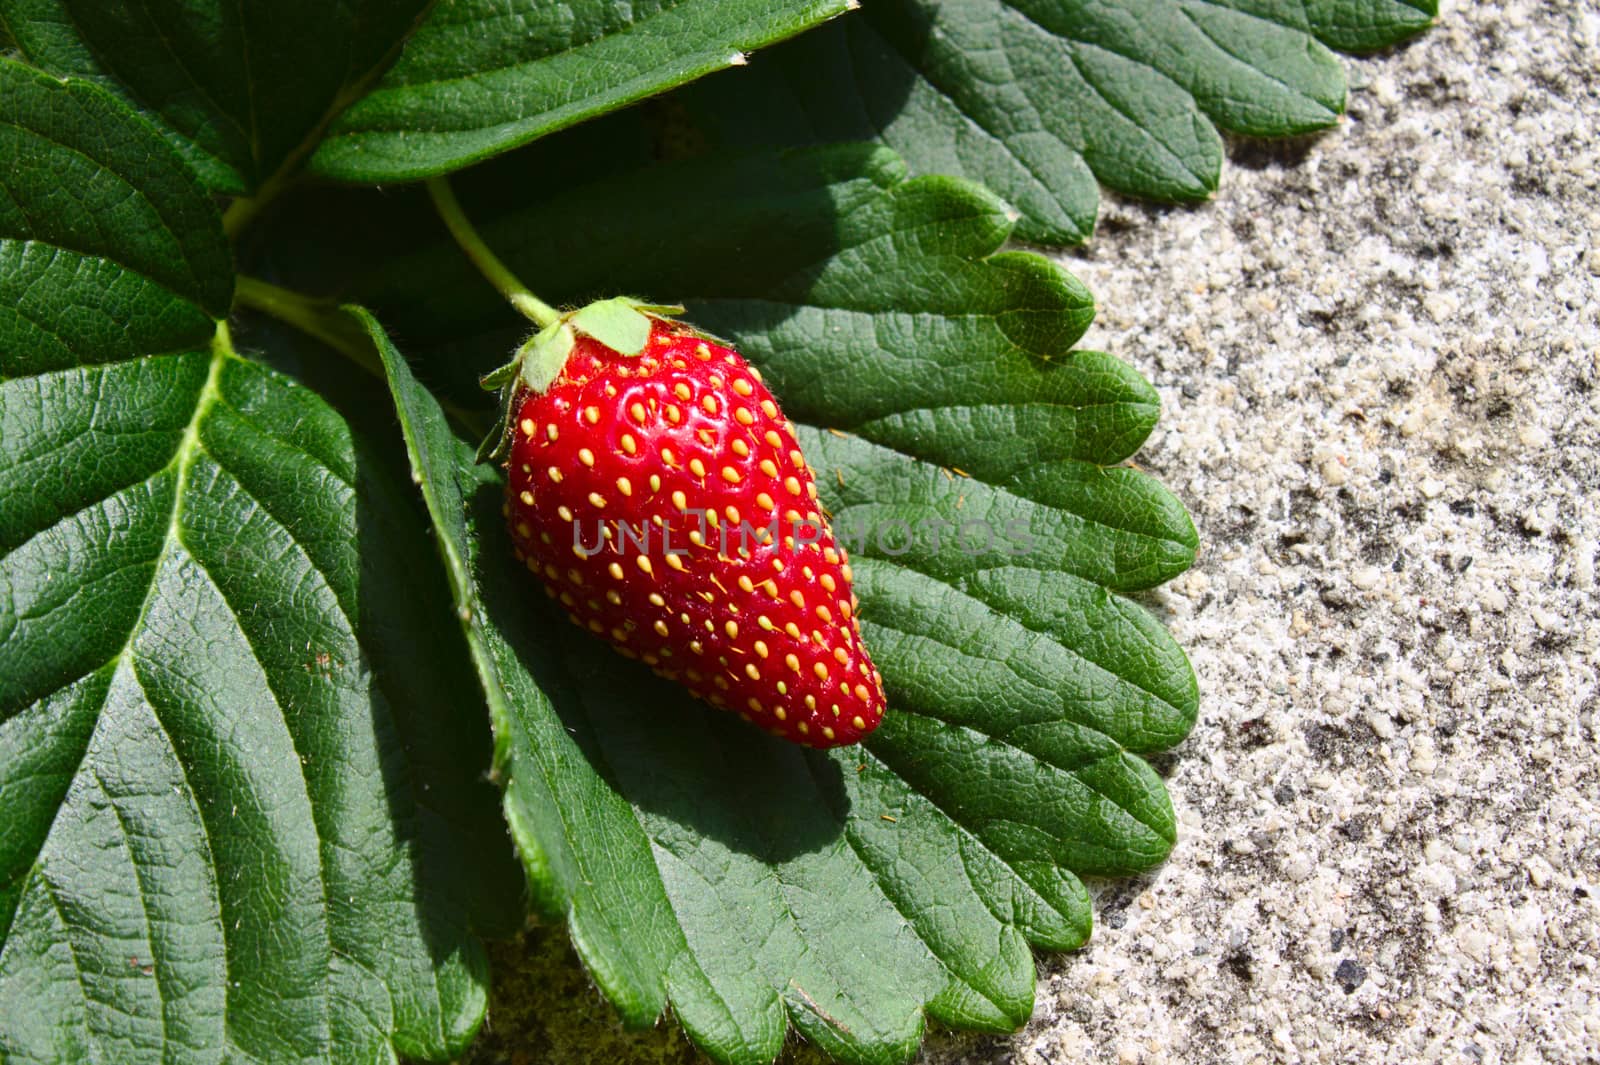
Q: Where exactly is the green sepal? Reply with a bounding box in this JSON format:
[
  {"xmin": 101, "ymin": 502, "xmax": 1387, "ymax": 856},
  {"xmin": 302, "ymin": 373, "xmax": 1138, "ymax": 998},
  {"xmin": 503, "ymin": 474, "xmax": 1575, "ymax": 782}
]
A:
[
  {"xmin": 567, "ymin": 297, "xmax": 656, "ymax": 357},
  {"xmin": 671, "ymin": 318, "xmax": 736, "ymax": 351},
  {"xmin": 626, "ymin": 301, "xmax": 689, "ymax": 317},
  {"xmin": 479, "ymin": 358, "xmax": 521, "ymax": 392},
  {"xmin": 519, "ymin": 319, "xmax": 577, "ymax": 393},
  {"xmin": 473, "ymin": 298, "xmax": 690, "ymax": 465},
  {"xmin": 476, "ymin": 407, "xmax": 512, "ymax": 466}
]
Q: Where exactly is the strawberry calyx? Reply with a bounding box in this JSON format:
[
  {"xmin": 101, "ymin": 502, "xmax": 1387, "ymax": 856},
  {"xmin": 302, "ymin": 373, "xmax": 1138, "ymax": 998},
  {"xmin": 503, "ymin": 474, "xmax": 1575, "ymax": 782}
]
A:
[{"xmin": 476, "ymin": 296, "xmax": 699, "ymax": 465}]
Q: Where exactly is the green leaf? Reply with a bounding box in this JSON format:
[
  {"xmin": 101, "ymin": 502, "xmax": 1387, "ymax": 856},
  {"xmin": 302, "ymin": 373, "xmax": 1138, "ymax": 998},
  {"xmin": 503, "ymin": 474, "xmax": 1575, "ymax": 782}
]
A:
[
  {"xmin": 0, "ymin": 60, "xmax": 515, "ymax": 1063},
  {"xmin": 679, "ymin": 0, "xmax": 1438, "ymax": 243},
  {"xmin": 307, "ymin": 0, "xmax": 857, "ymax": 183},
  {"xmin": 341, "ymin": 143, "xmax": 1197, "ymax": 1064},
  {"xmin": 0, "ymin": 61, "xmax": 233, "ymax": 320},
  {"xmin": 0, "ymin": 0, "xmax": 433, "ymax": 192},
  {"xmin": 1241, "ymin": 0, "xmax": 1439, "ymax": 52}
]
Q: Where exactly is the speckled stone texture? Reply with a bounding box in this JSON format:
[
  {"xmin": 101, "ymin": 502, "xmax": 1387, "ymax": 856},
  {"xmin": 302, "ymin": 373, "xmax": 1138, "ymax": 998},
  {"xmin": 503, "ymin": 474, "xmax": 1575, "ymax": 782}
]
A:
[
  {"xmin": 463, "ymin": 3, "xmax": 1600, "ymax": 1062},
  {"xmin": 944, "ymin": 3, "xmax": 1599, "ymax": 1062}
]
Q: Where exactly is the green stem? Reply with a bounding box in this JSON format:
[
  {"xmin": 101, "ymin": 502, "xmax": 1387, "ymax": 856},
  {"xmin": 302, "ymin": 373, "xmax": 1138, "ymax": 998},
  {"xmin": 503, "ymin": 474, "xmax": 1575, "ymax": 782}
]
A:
[
  {"xmin": 235, "ymin": 276, "xmax": 383, "ymax": 375},
  {"xmin": 219, "ymin": 108, "xmax": 332, "ymax": 241},
  {"xmin": 233, "ymin": 276, "xmax": 489, "ymax": 436},
  {"xmin": 222, "ymin": 170, "xmax": 291, "ymax": 241},
  {"xmin": 426, "ymin": 176, "xmax": 561, "ymax": 327}
]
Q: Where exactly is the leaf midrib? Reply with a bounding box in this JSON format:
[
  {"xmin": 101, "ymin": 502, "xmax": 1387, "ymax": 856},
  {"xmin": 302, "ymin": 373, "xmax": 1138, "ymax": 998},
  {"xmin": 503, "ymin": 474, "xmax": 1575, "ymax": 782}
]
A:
[
  {"xmin": 5, "ymin": 339, "xmax": 477, "ymax": 1060},
  {"xmin": 0, "ymin": 335, "xmax": 227, "ymax": 1063}
]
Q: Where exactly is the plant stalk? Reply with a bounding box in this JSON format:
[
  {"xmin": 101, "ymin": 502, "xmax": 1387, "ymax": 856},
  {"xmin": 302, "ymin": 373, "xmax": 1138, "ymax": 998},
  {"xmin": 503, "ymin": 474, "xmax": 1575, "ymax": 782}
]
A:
[
  {"xmin": 234, "ymin": 276, "xmax": 384, "ymax": 376},
  {"xmin": 425, "ymin": 176, "xmax": 561, "ymax": 327},
  {"xmin": 233, "ymin": 276, "xmax": 489, "ymax": 436}
]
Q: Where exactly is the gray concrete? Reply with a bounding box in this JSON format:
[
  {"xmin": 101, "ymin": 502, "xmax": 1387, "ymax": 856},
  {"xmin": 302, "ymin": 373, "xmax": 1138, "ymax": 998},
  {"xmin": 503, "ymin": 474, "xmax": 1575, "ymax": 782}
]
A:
[
  {"xmin": 465, "ymin": 3, "xmax": 1600, "ymax": 1062},
  {"xmin": 940, "ymin": 2, "xmax": 1599, "ymax": 1062}
]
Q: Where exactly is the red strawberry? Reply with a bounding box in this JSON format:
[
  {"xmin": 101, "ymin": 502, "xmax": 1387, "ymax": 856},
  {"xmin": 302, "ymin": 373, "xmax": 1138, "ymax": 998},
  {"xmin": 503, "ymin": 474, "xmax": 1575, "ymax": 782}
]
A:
[{"xmin": 489, "ymin": 299, "xmax": 885, "ymax": 748}]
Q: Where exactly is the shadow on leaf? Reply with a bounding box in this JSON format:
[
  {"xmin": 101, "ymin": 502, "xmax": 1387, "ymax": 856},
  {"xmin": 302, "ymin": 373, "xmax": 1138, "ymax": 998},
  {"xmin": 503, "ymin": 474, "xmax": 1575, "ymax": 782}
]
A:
[{"xmin": 469, "ymin": 479, "xmax": 851, "ymax": 866}]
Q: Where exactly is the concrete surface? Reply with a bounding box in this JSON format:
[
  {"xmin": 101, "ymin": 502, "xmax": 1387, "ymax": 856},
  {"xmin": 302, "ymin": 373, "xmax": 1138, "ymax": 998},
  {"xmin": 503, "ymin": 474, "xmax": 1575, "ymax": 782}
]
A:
[{"xmin": 465, "ymin": 2, "xmax": 1600, "ymax": 1062}]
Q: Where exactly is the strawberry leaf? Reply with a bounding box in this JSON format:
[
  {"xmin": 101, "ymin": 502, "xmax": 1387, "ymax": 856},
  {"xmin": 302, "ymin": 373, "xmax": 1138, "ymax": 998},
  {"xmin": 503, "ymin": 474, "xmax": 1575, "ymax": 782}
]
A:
[
  {"xmin": 0, "ymin": 0, "xmax": 433, "ymax": 193},
  {"xmin": 680, "ymin": 0, "xmax": 1437, "ymax": 243},
  {"xmin": 307, "ymin": 0, "xmax": 858, "ymax": 183},
  {"xmin": 343, "ymin": 142, "xmax": 1197, "ymax": 1064},
  {"xmin": 0, "ymin": 61, "xmax": 517, "ymax": 1063}
]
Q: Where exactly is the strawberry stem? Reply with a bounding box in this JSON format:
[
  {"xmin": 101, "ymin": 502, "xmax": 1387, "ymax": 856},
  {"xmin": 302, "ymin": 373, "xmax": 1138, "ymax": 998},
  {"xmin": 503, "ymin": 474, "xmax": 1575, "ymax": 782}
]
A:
[{"xmin": 425, "ymin": 176, "xmax": 561, "ymax": 329}]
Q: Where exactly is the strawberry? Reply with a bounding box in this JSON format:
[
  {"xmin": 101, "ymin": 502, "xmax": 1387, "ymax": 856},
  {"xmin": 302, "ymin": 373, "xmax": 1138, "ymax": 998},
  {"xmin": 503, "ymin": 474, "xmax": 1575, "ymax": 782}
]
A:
[{"xmin": 485, "ymin": 299, "xmax": 885, "ymax": 748}]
